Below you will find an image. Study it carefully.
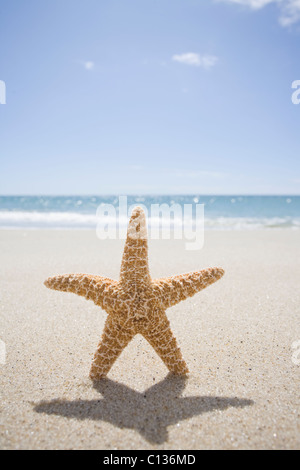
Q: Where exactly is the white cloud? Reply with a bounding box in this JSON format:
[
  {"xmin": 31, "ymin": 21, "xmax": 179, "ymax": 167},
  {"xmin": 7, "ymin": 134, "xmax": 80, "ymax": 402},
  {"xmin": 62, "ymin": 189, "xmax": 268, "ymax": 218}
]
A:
[
  {"xmin": 130, "ymin": 165, "xmax": 143, "ymax": 171},
  {"xmin": 219, "ymin": 0, "xmax": 300, "ymax": 26},
  {"xmin": 172, "ymin": 53, "xmax": 218, "ymax": 69},
  {"xmin": 219, "ymin": 0, "xmax": 275, "ymax": 9},
  {"xmin": 279, "ymin": 0, "xmax": 300, "ymax": 26},
  {"xmin": 172, "ymin": 169, "xmax": 228, "ymax": 179},
  {"xmin": 83, "ymin": 61, "xmax": 95, "ymax": 71}
]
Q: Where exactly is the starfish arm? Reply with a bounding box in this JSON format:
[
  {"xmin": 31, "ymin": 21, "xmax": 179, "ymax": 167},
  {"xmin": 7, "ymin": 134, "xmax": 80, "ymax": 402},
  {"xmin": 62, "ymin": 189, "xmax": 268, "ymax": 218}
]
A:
[
  {"xmin": 44, "ymin": 274, "xmax": 117, "ymax": 310},
  {"xmin": 89, "ymin": 316, "xmax": 135, "ymax": 379},
  {"xmin": 119, "ymin": 207, "xmax": 151, "ymax": 288},
  {"xmin": 153, "ymin": 267, "xmax": 224, "ymax": 309},
  {"xmin": 142, "ymin": 317, "xmax": 189, "ymax": 375}
]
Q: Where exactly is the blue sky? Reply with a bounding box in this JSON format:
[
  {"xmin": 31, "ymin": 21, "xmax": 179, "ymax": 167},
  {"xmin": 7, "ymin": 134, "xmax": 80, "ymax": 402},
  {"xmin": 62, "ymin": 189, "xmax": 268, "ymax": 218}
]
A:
[{"xmin": 0, "ymin": 0, "xmax": 300, "ymax": 195}]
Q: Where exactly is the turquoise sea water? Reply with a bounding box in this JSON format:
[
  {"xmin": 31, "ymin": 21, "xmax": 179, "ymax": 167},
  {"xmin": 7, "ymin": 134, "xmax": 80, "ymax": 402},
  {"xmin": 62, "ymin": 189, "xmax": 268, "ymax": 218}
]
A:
[{"xmin": 0, "ymin": 195, "xmax": 299, "ymax": 229}]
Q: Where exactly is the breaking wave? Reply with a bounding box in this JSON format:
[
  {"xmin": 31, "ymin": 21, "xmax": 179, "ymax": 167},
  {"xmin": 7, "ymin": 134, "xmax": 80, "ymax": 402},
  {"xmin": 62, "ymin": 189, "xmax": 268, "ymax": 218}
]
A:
[{"xmin": 0, "ymin": 211, "xmax": 299, "ymax": 230}]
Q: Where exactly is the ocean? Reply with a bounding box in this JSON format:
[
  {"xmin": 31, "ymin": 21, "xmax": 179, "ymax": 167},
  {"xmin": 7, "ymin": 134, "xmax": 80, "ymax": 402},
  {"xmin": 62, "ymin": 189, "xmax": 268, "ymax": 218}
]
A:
[{"xmin": 0, "ymin": 195, "xmax": 299, "ymax": 230}]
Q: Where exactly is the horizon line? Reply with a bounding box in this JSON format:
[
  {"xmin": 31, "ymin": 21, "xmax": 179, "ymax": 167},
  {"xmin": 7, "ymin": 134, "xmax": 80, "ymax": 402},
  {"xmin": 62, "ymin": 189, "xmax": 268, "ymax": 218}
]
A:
[{"xmin": 0, "ymin": 194, "xmax": 300, "ymax": 198}]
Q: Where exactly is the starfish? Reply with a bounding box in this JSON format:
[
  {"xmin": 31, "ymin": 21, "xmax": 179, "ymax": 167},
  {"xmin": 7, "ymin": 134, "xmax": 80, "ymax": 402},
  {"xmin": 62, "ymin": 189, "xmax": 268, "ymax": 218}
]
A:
[{"xmin": 44, "ymin": 207, "xmax": 224, "ymax": 380}]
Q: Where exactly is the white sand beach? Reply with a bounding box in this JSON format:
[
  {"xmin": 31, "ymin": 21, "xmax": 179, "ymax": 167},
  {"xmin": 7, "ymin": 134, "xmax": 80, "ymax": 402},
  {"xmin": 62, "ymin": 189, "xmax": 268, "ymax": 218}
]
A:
[{"xmin": 0, "ymin": 230, "xmax": 299, "ymax": 449}]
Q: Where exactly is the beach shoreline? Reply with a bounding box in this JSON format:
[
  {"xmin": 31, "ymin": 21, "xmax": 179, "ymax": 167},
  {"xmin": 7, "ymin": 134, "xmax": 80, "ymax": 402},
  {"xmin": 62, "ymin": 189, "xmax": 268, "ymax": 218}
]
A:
[{"xmin": 0, "ymin": 229, "xmax": 299, "ymax": 449}]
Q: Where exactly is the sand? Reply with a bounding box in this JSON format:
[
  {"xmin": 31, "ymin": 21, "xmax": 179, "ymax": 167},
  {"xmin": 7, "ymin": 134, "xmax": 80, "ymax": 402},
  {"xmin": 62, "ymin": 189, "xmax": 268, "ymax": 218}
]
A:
[{"xmin": 0, "ymin": 229, "xmax": 299, "ymax": 450}]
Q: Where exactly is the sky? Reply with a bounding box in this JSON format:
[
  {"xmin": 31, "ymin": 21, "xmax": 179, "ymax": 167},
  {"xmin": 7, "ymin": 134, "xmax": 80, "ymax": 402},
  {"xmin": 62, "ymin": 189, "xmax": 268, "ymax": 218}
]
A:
[{"xmin": 0, "ymin": 0, "xmax": 300, "ymax": 195}]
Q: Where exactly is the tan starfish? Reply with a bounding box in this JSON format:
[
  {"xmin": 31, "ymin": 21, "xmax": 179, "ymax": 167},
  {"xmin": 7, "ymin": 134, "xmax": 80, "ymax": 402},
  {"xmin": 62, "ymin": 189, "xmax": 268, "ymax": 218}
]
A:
[{"xmin": 44, "ymin": 207, "xmax": 224, "ymax": 380}]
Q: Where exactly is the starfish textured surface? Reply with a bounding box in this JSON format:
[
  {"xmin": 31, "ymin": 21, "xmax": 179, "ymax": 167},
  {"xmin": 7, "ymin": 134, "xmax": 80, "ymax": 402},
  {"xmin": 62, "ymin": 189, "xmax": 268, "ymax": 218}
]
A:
[{"xmin": 44, "ymin": 207, "xmax": 224, "ymax": 380}]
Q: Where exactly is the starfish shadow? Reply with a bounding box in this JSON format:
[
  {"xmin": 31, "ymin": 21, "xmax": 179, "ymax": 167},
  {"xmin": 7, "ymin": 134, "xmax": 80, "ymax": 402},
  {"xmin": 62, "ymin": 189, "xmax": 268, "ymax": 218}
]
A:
[{"xmin": 34, "ymin": 375, "xmax": 253, "ymax": 444}]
